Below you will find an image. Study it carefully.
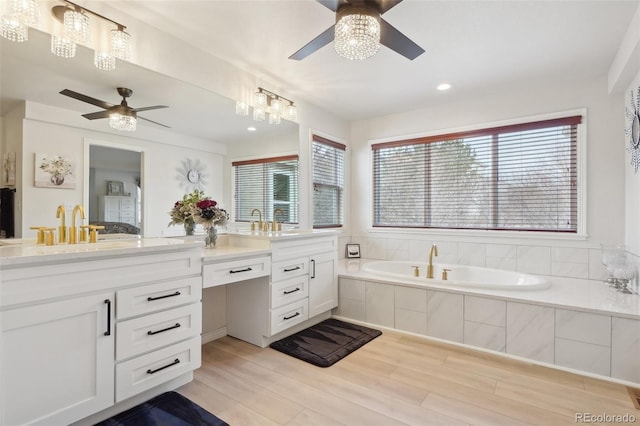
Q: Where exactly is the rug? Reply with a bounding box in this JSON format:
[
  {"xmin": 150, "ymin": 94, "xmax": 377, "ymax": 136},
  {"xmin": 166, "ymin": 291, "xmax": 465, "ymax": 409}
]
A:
[
  {"xmin": 269, "ymin": 318, "xmax": 382, "ymax": 367},
  {"xmin": 95, "ymin": 391, "xmax": 229, "ymax": 426}
]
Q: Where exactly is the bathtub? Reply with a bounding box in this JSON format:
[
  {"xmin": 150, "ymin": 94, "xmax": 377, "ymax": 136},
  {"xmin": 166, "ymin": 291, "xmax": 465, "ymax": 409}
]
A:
[{"xmin": 361, "ymin": 260, "xmax": 549, "ymax": 290}]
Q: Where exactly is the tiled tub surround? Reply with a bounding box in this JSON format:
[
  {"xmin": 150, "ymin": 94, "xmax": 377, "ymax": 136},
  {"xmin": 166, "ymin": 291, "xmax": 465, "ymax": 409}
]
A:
[{"xmin": 336, "ymin": 259, "xmax": 640, "ymax": 386}]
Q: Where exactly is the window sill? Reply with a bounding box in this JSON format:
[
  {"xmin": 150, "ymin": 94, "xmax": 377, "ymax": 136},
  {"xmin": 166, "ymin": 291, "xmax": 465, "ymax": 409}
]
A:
[{"xmin": 367, "ymin": 227, "xmax": 589, "ymax": 243}]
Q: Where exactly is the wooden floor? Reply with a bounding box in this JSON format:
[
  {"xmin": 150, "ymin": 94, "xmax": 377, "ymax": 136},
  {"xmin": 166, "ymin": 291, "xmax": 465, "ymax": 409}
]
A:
[{"xmin": 178, "ymin": 330, "xmax": 637, "ymax": 425}]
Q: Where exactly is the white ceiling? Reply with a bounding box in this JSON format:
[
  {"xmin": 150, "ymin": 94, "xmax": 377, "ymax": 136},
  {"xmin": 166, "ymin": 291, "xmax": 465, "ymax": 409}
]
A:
[{"xmin": 1, "ymin": 0, "xmax": 638, "ymax": 141}]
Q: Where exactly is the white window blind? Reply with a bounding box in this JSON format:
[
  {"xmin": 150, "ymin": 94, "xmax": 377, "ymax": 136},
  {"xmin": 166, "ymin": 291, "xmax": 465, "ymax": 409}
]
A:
[
  {"xmin": 233, "ymin": 155, "xmax": 299, "ymax": 224},
  {"xmin": 312, "ymin": 135, "xmax": 345, "ymax": 228},
  {"xmin": 372, "ymin": 115, "xmax": 582, "ymax": 232}
]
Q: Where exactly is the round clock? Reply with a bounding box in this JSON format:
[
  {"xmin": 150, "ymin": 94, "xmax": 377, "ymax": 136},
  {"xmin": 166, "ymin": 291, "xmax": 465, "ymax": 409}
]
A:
[
  {"xmin": 176, "ymin": 158, "xmax": 207, "ymax": 191},
  {"xmin": 626, "ymin": 86, "xmax": 640, "ymax": 172}
]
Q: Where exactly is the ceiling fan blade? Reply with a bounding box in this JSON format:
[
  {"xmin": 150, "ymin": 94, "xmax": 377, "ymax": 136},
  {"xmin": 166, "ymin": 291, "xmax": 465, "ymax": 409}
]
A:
[
  {"xmin": 289, "ymin": 25, "xmax": 335, "ymax": 60},
  {"xmin": 132, "ymin": 105, "xmax": 169, "ymax": 113},
  {"xmin": 316, "ymin": 0, "xmax": 346, "ymax": 12},
  {"xmin": 138, "ymin": 116, "xmax": 171, "ymax": 128},
  {"xmin": 380, "ymin": 18, "xmax": 425, "ymax": 60},
  {"xmin": 82, "ymin": 110, "xmax": 112, "ymax": 120},
  {"xmin": 60, "ymin": 89, "xmax": 114, "ymax": 109},
  {"xmin": 378, "ymin": 0, "xmax": 404, "ymax": 14}
]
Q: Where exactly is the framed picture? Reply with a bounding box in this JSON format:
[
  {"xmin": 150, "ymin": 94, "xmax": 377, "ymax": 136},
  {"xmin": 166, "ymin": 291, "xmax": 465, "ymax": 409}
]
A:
[
  {"xmin": 107, "ymin": 180, "xmax": 124, "ymax": 196},
  {"xmin": 34, "ymin": 153, "xmax": 76, "ymax": 189},
  {"xmin": 346, "ymin": 243, "xmax": 361, "ymax": 258}
]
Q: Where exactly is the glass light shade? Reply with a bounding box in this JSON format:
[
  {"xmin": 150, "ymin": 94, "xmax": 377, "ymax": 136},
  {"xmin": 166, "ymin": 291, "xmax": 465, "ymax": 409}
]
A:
[
  {"xmin": 110, "ymin": 28, "xmax": 131, "ymax": 60},
  {"xmin": 51, "ymin": 35, "xmax": 76, "ymax": 58},
  {"xmin": 253, "ymin": 106, "xmax": 266, "ymax": 122},
  {"xmin": 254, "ymin": 91, "xmax": 267, "ymax": 109},
  {"xmin": 94, "ymin": 51, "xmax": 116, "ymax": 71},
  {"xmin": 5, "ymin": 0, "xmax": 39, "ymax": 26},
  {"xmin": 334, "ymin": 12, "xmax": 380, "ymax": 60},
  {"xmin": 269, "ymin": 112, "xmax": 281, "ymax": 125},
  {"xmin": 284, "ymin": 104, "xmax": 298, "ymax": 121},
  {"xmin": 270, "ymin": 98, "xmax": 283, "ymax": 116},
  {"xmin": 63, "ymin": 9, "xmax": 89, "ymax": 43},
  {"xmin": 235, "ymin": 101, "xmax": 249, "ymax": 116},
  {"xmin": 109, "ymin": 113, "xmax": 136, "ymax": 131},
  {"xmin": 0, "ymin": 16, "xmax": 28, "ymax": 42}
]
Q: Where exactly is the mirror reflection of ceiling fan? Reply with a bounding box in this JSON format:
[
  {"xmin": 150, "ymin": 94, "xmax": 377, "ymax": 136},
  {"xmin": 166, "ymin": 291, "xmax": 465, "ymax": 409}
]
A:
[
  {"xmin": 289, "ymin": 0, "xmax": 425, "ymax": 61},
  {"xmin": 59, "ymin": 87, "xmax": 169, "ymax": 131}
]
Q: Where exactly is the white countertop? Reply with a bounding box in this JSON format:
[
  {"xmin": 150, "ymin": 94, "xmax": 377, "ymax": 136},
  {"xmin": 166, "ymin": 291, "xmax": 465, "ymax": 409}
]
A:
[{"xmin": 339, "ymin": 259, "xmax": 640, "ymax": 320}]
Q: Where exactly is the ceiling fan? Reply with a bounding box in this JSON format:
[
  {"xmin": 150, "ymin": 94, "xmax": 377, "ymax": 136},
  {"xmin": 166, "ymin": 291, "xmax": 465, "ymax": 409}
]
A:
[
  {"xmin": 289, "ymin": 0, "xmax": 425, "ymax": 61},
  {"xmin": 59, "ymin": 87, "xmax": 170, "ymax": 130}
]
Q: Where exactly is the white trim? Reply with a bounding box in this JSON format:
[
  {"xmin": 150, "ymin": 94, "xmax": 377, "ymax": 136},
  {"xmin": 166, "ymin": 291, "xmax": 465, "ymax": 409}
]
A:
[{"xmin": 201, "ymin": 327, "xmax": 227, "ymax": 345}]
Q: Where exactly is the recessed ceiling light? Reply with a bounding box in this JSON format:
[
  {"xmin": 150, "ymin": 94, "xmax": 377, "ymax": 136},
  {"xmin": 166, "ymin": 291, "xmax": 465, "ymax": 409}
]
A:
[
  {"xmin": 437, "ymin": 83, "xmax": 452, "ymax": 91},
  {"xmin": 247, "ymin": 126, "xmax": 257, "ymax": 132}
]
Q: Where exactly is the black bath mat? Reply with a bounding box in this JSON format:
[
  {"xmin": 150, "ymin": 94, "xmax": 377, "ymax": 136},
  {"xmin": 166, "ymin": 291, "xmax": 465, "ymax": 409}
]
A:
[
  {"xmin": 95, "ymin": 391, "xmax": 229, "ymax": 426},
  {"xmin": 270, "ymin": 318, "xmax": 382, "ymax": 368}
]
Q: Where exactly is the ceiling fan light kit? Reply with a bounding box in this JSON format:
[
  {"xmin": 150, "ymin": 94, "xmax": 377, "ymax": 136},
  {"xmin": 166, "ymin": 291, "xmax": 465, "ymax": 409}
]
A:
[{"xmin": 334, "ymin": 6, "xmax": 381, "ymax": 60}]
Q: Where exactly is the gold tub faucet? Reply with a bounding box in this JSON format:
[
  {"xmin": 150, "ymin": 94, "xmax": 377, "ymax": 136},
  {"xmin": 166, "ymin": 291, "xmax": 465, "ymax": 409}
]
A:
[
  {"xmin": 55, "ymin": 205, "xmax": 67, "ymax": 244},
  {"xmin": 69, "ymin": 204, "xmax": 86, "ymax": 244},
  {"xmin": 427, "ymin": 244, "xmax": 438, "ymax": 279}
]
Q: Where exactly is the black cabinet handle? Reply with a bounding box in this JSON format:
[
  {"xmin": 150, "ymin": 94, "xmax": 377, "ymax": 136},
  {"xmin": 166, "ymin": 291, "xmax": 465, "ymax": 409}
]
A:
[
  {"xmin": 283, "ymin": 312, "xmax": 300, "ymax": 321},
  {"xmin": 311, "ymin": 259, "xmax": 316, "ymax": 279},
  {"xmin": 230, "ymin": 267, "xmax": 252, "ymax": 274},
  {"xmin": 146, "ymin": 358, "xmax": 180, "ymax": 375},
  {"xmin": 104, "ymin": 299, "xmax": 111, "ymax": 336},
  {"xmin": 284, "ymin": 266, "xmax": 301, "ymax": 272},
  {"xmin": 147, "ymin": 323, "xmax": 181, "ymax": 336},
  {"xmin": 147, "ymin": 291, "xmax": 181, "ymax": 301},
  {"xmin": 283, "ymin": 287, "xmax": 301, "ymax": 295}
]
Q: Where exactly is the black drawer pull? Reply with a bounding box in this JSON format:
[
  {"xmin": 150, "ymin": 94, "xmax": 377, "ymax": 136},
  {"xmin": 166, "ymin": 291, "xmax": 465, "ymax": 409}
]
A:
[
  {"xmin": 283, "ymin": 266, "xmax": 301, "ymax": 272},
  {"xmin": 147, "ymin": 323, "xmax": 181, "ymax": 336},
  {"xmin": 283, "ymin": 287, "xmax": 301, "ymax": 295},
  {"xmin": 230, "ymin": 267, "xmax": 253, "ymax": 274},
  {"xmin": 147, "ymin": 358, "xmax": 180, "ymax": 375},
  {"xmin": 147, "ymin": 291, "xmax": 181, "ymax": 301},
  {"xmin": 283, "ymin": 312, "xmax": 300, "ymax": 321},
  {"xmin": 104, "ymin": 299, "xmax": 112, "ymax": 336}
]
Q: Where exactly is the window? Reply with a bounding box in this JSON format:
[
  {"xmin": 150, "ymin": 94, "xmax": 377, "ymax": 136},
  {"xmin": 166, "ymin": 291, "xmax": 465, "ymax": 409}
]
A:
[
  {"xmin": 233, "ymin": 155, "xmax": 299, "ymax": 223},
  {"xmin": 372, "ymin": 115, "xmax": 582, "ymax": 232},
  {"xmin": 312, "ymin": 135, "xmax": 345, "ymax": 228}
]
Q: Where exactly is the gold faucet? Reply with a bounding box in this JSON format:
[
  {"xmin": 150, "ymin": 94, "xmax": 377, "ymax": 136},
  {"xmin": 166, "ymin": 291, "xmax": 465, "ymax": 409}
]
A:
[
  {"xmin": 273, "ymin": 208, "xmax": 285, "ymax": 231},
  {"xmin": 55, "ymin": 205, "xmax": 67, "ymax": 244},
  {"xmin": 251, "ymin": 208, "xmax": 263, "ymax": 231},
  {"xmin": 69, "ymin": 204, "xmax": 86, "ymax": 244},
  {"xmin": 427, "ymin": 244, "xmax": 438, "ymax": 279}
]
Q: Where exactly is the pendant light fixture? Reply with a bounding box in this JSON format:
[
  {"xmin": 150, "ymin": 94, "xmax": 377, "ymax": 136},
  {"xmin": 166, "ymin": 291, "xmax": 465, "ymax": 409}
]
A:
[
  {"xmin": 0, "ymin": 0, "xmax": 40, "ymax": 42},
  {"xmin": 238, "ymin": 88, "xmax": 297, "ymax": 125}
]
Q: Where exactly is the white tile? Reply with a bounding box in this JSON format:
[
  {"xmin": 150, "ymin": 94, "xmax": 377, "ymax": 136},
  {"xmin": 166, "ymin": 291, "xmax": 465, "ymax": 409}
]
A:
[
  {"xmin": 408, "ymin": 240, "xmax": 430, "ymax": 262},
  {"xmin": 338, "ymin": 278, "xmax": 365, "ymax": 301},
  {"xmin": 335, "ymin": 298, "xmax": 365, "ymax": 321},
  {"xmin": 427, "ymin": 290, "xmax": 463, "ymax": 343},
  {"xmin": 395, "ymin": 286, "xmax": 427, "ymax": 313},
  {"xmin": 555, "ymin": 309, "xmax": 611, "ymax": 347},
  {"xmin": 555, "ymin": 338, "xmax": 610, "ymax": 376},
  {"xmin": 365, "ymin": 281, "xmax": 395, "ymax": 327},
  {"xmin": 550, "ymin": 262, "xmax": 589, "ymax": 279},
  {"xmin": 516, "ymin": 246, "xmax": 551, "ymax": 275},
  {"xmin": 486, "ymin": 244, "xmax": 517, "ymax": 259},
  {"xmin": 551, "ymin": 247, "xmax": 588, "ymax": 263},
  {"xmin": 457, "ymin": 243, "xmax": 486, "ymax": 267},
  {"xmin": 432, "ymin": 241, "xmax": 458, "ymax": 265},
  {"xmin": 387, "ymin": 239, "xmax": 409, "ymax": 261},
  {"xmin": 588, "ymin": 248, "xmax": 609, "ymax": 281},
  {"xmin": 611, "ymin": 317, "xmax": 640, "ymax": 383},
  {"xmin": 396, "ymin": 309, "xmax": 427, "ymax": 335},
  {"xmin": 367, "ymin": 238, "xmax": 388, "ymax": 260},
  {"xmin": 465, "ymin": 296, "xmax": 506, "ymax": 327},
  {"xmin": 486, "ymin": 256, "xmax": 517, "ymax": 271},
  {"xmin": 464, "ymin": 321, "xmax": 505, "ymax": 352},
  {"xmin": 506, "ymin": 301, "xmax": 554, "ymax": 363}
]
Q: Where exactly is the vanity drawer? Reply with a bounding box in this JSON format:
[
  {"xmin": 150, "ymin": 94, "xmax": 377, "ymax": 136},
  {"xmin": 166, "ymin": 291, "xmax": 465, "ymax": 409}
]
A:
[
  {"xmin": 202, "ymin": 255, "xmax": 271, "ymax": 288},
  {"xmin": 115, "ymin": 337, "xmax": 201, "ymax": 402},
  {"xmin": 271, "ymin": 275, "xmax": 309, "ymax": 309},
  {"xmin": 117, "ymin": 277, "xmax": 201, "ymax": 319},
  {"xmin": 116, "ymin": 303, "xmax": 202, "ymax": 360},
  {"xmin": 270, "ymin": 299, "xmax": 308, "ymax": 336},
  {"xmin": 271, "ymin": 257, "xmax": 308, "ymax": 282}
]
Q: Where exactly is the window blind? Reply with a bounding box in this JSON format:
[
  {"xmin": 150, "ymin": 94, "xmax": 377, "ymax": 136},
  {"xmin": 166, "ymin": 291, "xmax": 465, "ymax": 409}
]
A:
[
  {"xmin": 233, "ymin": 155, "xmax": 299, "ymax": 224},
  {"xmin": 372, "ymin": 116, "xmax": 581, "ymax": 232},
  {"xmin": 312, "ymin": 135, "xmax": 346, "ymax": 228}
]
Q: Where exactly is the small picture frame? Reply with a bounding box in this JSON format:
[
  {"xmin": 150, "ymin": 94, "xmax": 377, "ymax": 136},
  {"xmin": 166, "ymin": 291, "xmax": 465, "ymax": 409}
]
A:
[
  {"xmin": 346, "ymin": 243, "xmax": 361, "ymax": 258},
  {"xmin": 107, "ymin": 180, "xmax": 124, "ymax": 196}
]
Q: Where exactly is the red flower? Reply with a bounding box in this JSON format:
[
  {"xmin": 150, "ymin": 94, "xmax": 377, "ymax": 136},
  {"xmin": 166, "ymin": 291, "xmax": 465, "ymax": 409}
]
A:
[{"xmin": 197, "ymin": 199, "xmax": 217, "ymax": 209}]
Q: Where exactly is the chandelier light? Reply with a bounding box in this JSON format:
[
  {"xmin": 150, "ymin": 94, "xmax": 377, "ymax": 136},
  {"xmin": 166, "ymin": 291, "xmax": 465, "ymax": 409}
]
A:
[
  {"xmin": 0, "ymin": 17, "xmax": 29, "ymax": 42},
  {"xmin": 94, "ymin": 50, "xmax": 115, "ymax": 71},
  {"xmin": 334, "ymin": 6, "xmax": 381, "ymax": 60},
  {"xmin": 109, "ymin": 112, "xmax": 137, "ymax": 132},
  {"xmin": 0, "ymin": 0, "xmax": 40, "ymax": 42},
  {"xmin": 63, "ymin": 7, "xmax": 89, "ymax": 43},
  {"xmin": 237, "ymin": 87, "xmax": 297, "ymax": 125},
  {"xmin": 110, "ymin": 26, "xmax": 131, "ymax": 60},
  {"xmin": 51, "ymin": 34, "xmax": 76, "ymax": 58}
]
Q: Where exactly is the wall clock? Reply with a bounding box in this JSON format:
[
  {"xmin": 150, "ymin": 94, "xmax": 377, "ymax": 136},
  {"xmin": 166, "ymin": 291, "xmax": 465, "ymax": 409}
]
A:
[
  {"xmin": 176, "ymin": 158, "xmax": 208, "ymax": 191},
  {"xmin": 625, "ymin": 85, "xmax": 640, "ymax": 173}
]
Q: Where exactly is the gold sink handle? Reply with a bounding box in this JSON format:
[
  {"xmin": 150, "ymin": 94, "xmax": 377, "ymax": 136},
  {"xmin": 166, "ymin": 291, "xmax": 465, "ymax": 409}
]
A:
[
  {"xmin": 88, "ymin": 225, "xmax": 105, "ymax": 243},
  {"xmin": 29, "ymin": 226, "xmax": 48, "ymax": 245}
]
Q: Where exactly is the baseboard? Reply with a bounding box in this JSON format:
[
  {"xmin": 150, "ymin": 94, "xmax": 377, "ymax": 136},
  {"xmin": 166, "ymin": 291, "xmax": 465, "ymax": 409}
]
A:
[{"xmin": 201, "ymin": 327, "xmax": 227, "ymax": 345}]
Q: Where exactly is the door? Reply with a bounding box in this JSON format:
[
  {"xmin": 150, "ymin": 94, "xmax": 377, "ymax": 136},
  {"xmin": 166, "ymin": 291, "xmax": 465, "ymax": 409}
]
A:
[
  {"xmin": 308, "ymin": 251, "xmax": 338, "ymax": 318},
  {"xmin": 1, "ymin": 292, "xmax": 115, "ymax": 425}
]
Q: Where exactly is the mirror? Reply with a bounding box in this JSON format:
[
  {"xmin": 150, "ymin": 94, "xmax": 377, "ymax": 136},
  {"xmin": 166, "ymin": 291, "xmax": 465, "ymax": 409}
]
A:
[{"xmin": 85, "ymin": 141, "xmax": 143, "ymax": 237}]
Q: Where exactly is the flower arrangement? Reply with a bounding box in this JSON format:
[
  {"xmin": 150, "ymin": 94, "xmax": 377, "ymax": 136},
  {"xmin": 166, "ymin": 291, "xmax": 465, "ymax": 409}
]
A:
[
  {"xmin": 192, "ymin": 198, "xmax": 229, "ymax": 230},
  {"xmin": 168, "ymin": 190, "xmax": 202, "ymax": 228},
  {"xmin": 40, "ymin": 155, "xmax": 72, "ymax": 179},
  {"xmin": 169, "ymin": 190, "xmax": 228, "ymax": 236}
]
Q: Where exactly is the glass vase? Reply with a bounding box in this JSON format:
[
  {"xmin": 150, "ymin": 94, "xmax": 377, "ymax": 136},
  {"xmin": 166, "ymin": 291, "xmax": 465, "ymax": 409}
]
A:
[
  {"xmin": 205, "ymin": 226, "xmax": 217, "ymax": 248},
  {"xmin": 184, "ymin": 221, "xmax": 195, "ymax": 236}
]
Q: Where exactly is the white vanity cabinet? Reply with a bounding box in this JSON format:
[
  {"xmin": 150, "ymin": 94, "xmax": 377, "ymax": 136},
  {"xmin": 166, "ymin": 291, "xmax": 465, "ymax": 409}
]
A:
[{"xmin": 0, "ymin": 242, "xmax": 202, "ymax": 426}]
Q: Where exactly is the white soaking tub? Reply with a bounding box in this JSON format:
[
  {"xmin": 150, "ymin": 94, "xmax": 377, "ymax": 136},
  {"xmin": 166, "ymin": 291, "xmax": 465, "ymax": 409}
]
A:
[{"xmin": 361, "ymin": 260, "xmax": 549, "ymax": 290}]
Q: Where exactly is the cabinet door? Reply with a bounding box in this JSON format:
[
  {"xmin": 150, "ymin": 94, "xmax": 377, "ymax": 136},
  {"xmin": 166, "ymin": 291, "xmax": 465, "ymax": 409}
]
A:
[
  {"xmin": 1, "ymin": 292, "xmax": 115, "ymax": 426},
  {"xmin": 308, "ymin": 251, "xmax": 338, "ymax": 318}
]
